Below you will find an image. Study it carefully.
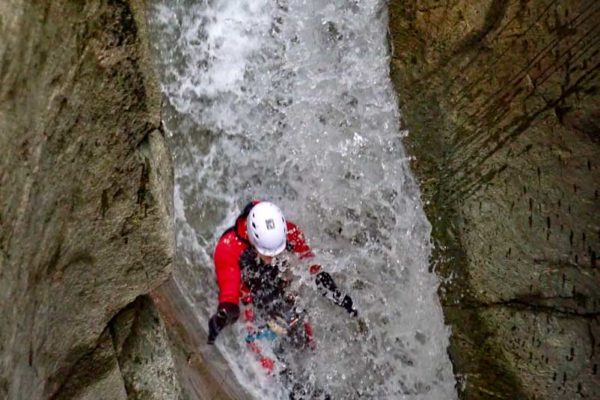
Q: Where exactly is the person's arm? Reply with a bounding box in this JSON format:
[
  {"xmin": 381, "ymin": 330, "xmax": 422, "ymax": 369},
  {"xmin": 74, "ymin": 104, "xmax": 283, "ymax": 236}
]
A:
[
  {"xmin": 208, "ymin": 235, "xmax": 242, "ymax": 344},
  {"xmin": 315, "ymin": 270, "xmax": 358, "ymax": 317},
  {"xmin": 286, "ymin": 222, "xmax": 358, "ymax": 317},
  {"xmin": 208, "ymin": 302, "xmax": 240, "ymax": 344}
]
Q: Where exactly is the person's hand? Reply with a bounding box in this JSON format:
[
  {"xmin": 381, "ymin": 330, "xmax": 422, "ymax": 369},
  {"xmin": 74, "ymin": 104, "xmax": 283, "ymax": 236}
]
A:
[
  {"xmin": 207, "ymin": 302, "xmax": 240, "ymax": 344},
  {"xmin": 207, "ymin": 314, "xmax": 222, "ymax": 344},
  {"xmin": 340, "ymin": 294, "xmax": 358, "ymax": 317}
]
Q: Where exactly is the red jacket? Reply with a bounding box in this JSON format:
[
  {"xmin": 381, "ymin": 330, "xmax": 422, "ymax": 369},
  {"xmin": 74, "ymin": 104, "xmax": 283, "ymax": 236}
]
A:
[{"xmin": 214, "ymin": 212, "xmax": 319, "ymax": 305}]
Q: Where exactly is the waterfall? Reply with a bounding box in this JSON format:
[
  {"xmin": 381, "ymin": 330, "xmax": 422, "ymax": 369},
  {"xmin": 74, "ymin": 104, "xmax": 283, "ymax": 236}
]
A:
[{"xmin": 149, "ymin": 0, "xmax": 457, "ymax": 398}]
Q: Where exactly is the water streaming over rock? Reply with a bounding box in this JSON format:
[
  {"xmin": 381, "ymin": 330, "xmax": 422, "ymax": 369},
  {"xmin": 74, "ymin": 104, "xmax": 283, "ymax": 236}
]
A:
[{"xmin": 149, "ymin": 0, "xmax": 457, "ymax": 398}]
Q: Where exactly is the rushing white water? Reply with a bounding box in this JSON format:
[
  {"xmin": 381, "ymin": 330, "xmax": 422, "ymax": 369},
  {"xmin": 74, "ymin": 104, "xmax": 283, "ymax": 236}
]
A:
[{"xmin": 149, "ymin": 0, "xmax": 457, "ymax": 398}]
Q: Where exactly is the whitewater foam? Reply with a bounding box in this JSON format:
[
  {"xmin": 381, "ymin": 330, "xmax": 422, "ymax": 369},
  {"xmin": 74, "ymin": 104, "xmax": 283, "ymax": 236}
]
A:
[{"xmin": 149, "ymin": 0, "xmax": 457, "ymax": 398}]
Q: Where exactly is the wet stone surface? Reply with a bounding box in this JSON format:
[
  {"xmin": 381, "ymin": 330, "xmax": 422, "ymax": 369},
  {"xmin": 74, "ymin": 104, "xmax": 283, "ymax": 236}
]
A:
[{"xmin": 389, "ymin": 0, "xmax": 600, "ymax": 399}]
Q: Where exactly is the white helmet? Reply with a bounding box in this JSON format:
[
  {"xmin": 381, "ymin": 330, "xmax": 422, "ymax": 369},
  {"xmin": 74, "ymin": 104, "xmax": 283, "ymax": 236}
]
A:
[{"xmin": 247, "ymin": 202, "xmax": 287, "ymax": 256}]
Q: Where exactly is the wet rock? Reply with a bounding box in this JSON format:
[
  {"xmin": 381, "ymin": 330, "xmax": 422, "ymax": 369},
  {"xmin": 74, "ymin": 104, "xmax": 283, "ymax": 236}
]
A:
[
  {"xmin": 50, "ymin": 329, "xmax": 128, "ymax": 400},
  {"xmin": 0, "ymin": 1, "xmax": 175, "ymax": 399},
  {"xmin": 389, "ymin": 0, "xmax": 600, "ymax": 398},
  {"xmin": 109, "ymin": 296, "xmax": 183, "ymax": 400},
  {"xmin": 480, "ymin": 306, "xmax": 600, "ymax": 399}
]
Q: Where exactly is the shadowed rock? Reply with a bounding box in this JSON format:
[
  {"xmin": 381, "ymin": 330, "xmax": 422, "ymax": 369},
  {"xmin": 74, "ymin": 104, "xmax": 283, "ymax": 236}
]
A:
[{"xmin": 389, "ymin": 0, "xmax": 600, "ymax": 398}]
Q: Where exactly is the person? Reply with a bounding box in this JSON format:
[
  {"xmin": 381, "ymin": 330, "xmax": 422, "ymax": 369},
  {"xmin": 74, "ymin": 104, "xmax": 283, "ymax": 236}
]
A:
[{"xmin": 207, "ymin": 200, "xmax": 359, "ymax": 377}]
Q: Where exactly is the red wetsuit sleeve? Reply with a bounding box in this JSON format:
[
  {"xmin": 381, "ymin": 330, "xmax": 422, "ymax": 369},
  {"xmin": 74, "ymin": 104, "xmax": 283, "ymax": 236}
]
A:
[
  {"xmin": 213, "ymin": 231, "xmax": 244, "ymax": 305},
  {"xmin": 286, "ymin": 221, "xmax": 321, "ymax": 274}
]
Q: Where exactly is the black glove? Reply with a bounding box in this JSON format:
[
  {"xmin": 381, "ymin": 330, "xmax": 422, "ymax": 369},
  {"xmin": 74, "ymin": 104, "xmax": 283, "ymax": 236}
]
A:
[
  {"xmin": 339, "ymin": 293, "xmax": 358, "ymax": 317},
  {"xmin": 315, "ymin": 271, "xmax": 358, "ymax": 317},
  {"xmin": 207, "ymin": 302, "xmax": 240, "ymax": 344}
]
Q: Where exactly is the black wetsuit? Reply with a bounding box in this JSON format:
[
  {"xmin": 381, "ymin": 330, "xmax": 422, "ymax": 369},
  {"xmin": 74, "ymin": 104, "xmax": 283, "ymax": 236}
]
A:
[{"xmin": 240, "ymin": 247, "xmax": 330, "ymax": 400}]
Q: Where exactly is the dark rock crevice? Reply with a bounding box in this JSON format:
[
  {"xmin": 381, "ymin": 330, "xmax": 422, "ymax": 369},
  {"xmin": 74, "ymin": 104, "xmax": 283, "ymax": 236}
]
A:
[{"xmin": 47, "ymin": 329, "xmax": 124, "ymax": 400}]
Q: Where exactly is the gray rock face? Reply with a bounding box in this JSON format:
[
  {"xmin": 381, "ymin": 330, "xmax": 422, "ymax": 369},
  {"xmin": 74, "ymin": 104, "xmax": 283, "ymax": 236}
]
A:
[
  {"xmin": 110, "ymin": 296, "xmax": 183, "ymax": 400},
  {"xmin": 50, "ymin": 329, "xmax": 128, "ymax": 400},
  {"xmin": 0, "ymin": 1, "xmax": 175, "ymax": 399},
  {"xmin": 389, "ymin": 0, "xmax": 600, "ymax": 399}
]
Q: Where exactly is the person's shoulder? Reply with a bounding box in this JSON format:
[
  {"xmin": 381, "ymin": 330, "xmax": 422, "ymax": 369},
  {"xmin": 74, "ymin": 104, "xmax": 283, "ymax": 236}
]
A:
[
  {"xmin": 286, "ymin": 221, "xmax": 305, "ymax": 241},
  {"xmin": 285, "ymin": 220, "xmax": 313, "ymax": 257},
  {"xmin": 286, "ymin": 220, "xmax": 300, "ymax": 232},
  {"xmin": 216, "ymin": 228, "xmax": 241, "ymax": 249}
]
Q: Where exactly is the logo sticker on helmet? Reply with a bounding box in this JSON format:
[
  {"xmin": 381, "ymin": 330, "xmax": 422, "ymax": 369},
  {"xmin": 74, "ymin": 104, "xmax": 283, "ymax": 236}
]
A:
[{"xmin": 265, "ymin": 219, "xmax": 275, "ymax": 230}]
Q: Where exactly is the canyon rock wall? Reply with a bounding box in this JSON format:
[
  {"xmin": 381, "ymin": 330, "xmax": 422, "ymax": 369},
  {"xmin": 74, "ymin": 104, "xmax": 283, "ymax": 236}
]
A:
[
  {"xmin": 0, "ymin": 1, "xmax": 179, "ymax": 399},
  {"xmin": 389, "ymin": 1, "xmax": 600, "ymax": 399}
]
